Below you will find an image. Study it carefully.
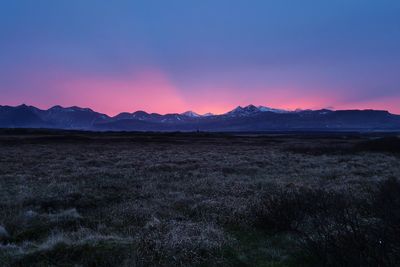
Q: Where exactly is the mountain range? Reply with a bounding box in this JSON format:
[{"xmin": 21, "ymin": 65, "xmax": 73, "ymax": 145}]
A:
[{"xmin": 1, "ymin": 104, "xmax": 400, "ymax": 131}]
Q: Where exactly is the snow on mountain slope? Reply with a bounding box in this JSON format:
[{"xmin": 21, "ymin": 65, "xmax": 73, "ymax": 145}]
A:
[{"xmin": 181, "ymin": 111, "xmax": 201, "ymax": 117}]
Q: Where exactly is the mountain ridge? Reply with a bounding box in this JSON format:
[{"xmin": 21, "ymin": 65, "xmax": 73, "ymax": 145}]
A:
[{"xmin": 0, "ymin": 104, "xmax": 399, "ymax": 131}]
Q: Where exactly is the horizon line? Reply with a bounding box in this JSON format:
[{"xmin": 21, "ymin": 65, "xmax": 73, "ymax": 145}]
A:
[{"xmin": 1, "ymin": 103, "xmax": 398, "ymax": 117}]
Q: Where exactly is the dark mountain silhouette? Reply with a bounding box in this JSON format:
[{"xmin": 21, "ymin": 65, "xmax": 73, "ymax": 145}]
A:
[
  {"xmin": 0, "ymin": 104, "xmax": 399, "ymax": 131},
  {"xmin": 42, "ymin": 105, "xmax": 109, "ymax": 128},
  {"xmin": 0, "ymin": 104, "xmax": 108, "ymax": 129},
  {"xmin": 0, "ymin": 105, "xmax": 47, "ymax": 128}
]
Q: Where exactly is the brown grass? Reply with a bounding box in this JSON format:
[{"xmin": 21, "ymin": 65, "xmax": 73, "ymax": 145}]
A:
[{"xmin": 0, "ymin": 131, "xmax": 399, "ymax": 266}]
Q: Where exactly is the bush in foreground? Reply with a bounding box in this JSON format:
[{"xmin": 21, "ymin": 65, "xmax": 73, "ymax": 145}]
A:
[{"xmin": 254, "ymin": 178, "xmax": 400, "ymax": 267}]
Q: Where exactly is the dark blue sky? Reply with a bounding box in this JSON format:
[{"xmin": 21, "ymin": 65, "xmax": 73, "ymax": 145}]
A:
[{"xmin": 1, "ymin": 0, "xmax": 399, "ymax": 115}]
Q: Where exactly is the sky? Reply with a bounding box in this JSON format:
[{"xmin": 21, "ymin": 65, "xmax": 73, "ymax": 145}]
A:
[{"xmin": 1, "ymin": 0, "xmax": 400, "ymax": 115}]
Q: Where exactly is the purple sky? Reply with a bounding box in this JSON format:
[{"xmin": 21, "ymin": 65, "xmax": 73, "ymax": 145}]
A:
[{"xmin": 1, "ymin": 0, "xmax": 400, "ymax": 115}]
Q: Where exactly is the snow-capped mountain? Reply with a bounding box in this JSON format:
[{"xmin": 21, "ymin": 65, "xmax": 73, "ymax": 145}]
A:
[
  {"xmin": 1, "ymin": 104, "xmax": 399, "ymax": 131},
  {"xmin": 224, "ymin": 105, "xmax": 260, "ymax": 117},
  {"xmin": 224, "ymin": 105, "xmax": 288, "ymax": 117},
  {"xmin": 181, "ymin": 111, "xmax": 201, "ymax": 118},
  {"xmin": 257, "ymin": 106, "xmax": 289, "ymax": 113}
]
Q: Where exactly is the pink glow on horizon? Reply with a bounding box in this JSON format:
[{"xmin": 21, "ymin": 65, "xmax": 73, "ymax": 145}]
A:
[
  {"xmin": 57, "ymin": 70, "xmax": 188, "ymax": 116},
  {"xmin": 5, "ymin": 68, "xmax": 189, "ymax": 116},
  {"xmin": 2, "ymin": 67, "xmax": 400, "ymax": 116}
]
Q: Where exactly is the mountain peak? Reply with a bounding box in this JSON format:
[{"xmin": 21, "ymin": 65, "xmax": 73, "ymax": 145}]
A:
[
  {"xmin": 181, "ymin": 111, "xmax": 201, "ymax": 117},
  {"xmin": 243, "ymin": 104, "xmax": 259, "ymax": 111},
  {"xmin": 17, "ymin": 104, "xmax": 33, "ymax": 109},
  {"xmin": 257, "ymin": 105, "xmax": 289, "ymax": 113},
  {"xmin": 49, "ymin": 105, "xmax": 94, "ymax": 113},
  {"xmin": 231, "ymin": 106, "xmax": 244, "ymax": 112},
  {"xmin": 226, "ymin": 104, "xmax": 261, "ymax": 116},
  {"xmin": 1, "ymin": 104, "xmax": 399, "ymax": 131},
  {"xmin": 50, "ymin": 105, "xmax": 63, "ymax": 110},
  {"xmin": 70, "ymin": 106, "xmax": 94, "ymax": 112},
  {"xmin": 133, "ymin": 110, "xmax": 149, "ymax": 115},
  {"xmin": 225, "ymin": 104, "xmax": 294, "ymax": 116}
]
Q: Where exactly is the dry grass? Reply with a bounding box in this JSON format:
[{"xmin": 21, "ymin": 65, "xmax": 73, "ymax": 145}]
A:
[{"xmin": 0, "ymin": 131, "xmax": 399, "ymax": 266}]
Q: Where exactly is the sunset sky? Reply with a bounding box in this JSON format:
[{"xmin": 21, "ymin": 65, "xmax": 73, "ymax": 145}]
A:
[{"xmin": 1, "ymin": 0, "xmax": 399, "ymax": 115}]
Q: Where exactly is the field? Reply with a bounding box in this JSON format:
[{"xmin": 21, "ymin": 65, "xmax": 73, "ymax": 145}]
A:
[{"xmin": 1, "ymin": 130, "xmax": 400, "ymax": 266}]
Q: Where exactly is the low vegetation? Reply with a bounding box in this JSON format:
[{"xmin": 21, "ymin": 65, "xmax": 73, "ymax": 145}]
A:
[{"xmin": 0, "ymin": 131, "xmax": 399, "ymax": 266}]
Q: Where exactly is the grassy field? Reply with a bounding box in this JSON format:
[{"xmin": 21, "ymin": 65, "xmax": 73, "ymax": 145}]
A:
[{"xmin": 0, "ymin": 130, "xmax": 400, "ymax": 266}]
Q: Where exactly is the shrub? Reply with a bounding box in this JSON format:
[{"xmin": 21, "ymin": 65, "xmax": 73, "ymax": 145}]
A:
[
  {"xmin": 254, "ymin": 179, "xmax": 400, "ymax": 266},
  {"xmin": 135, "ymin": 219, "xmax": 229, "ymax": 266}
]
